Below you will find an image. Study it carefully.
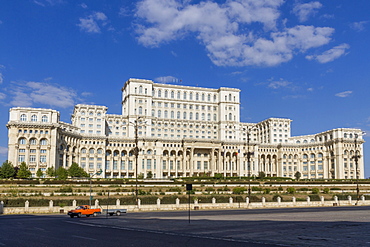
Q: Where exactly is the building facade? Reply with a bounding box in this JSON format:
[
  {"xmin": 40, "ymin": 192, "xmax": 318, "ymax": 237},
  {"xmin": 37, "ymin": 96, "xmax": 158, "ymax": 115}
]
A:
[{"xmin": 7, "ymin": 78, "xmax": 365, "ymax": 179}]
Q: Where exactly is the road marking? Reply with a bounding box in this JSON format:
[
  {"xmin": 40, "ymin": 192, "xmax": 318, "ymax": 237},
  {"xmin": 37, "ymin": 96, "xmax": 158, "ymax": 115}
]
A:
[{"xmin": 71, "ymin": 235, "xmax": 97, "ymax": 241}]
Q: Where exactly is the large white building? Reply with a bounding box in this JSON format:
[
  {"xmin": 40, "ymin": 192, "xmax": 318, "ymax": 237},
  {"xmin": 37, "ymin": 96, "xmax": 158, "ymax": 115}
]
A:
[{"xmin": 6, "ymin": 78, "xmax": 365, "ymax": 179}]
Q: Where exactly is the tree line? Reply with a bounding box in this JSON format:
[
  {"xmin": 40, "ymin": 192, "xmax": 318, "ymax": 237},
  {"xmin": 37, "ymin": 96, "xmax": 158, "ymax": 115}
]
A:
[{"xmin": 0, "ymin": 160, "xmax": 89, "ymax": 179}]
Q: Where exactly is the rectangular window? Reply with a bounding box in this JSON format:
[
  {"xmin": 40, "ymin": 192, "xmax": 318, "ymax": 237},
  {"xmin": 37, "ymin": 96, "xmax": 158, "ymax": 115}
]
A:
[
  {"xmin": 310, "ymin": 165, "xmax": 315, "ymax": 171},
  {"xmin": 18, "ymin": 155, "xmax": 25, "ymax": 162},
  {"xmin": 162, "ymin": 160, "xmax": 167, "ymax": 169},
  {"xmin": 40, "ymin": 155, "xmax": 46, "ymax": 163},
  {"xmin": 29, "ymin": 155, "xmax": 36, "ymax": 163},
  {"xmin": 147, "ymin": 159, "xmax": 151, "ymax": 169},
  {"xmin": 113, "ymin": 160, "xmax": 118, "ymax": 170},
  {"xmin": 105, "ymin": 160, "xmax": 110, "ymax": 170},
  {"xmin": 197, "ymin": 161, "xmax": 201, "ymax": 170},
  {"xmin": 120, "ymin": 160, "xmax": 125, "ymax": 170},
  {"xmin": 204, "ymin": 161, "xmax": 208, "ymax": 170},
  {"xmin": 89, "ymin": 163, "xmax": 94, "ymax": 169},
  {"xmin": 128, "ymin": 161, "xmax": 133, "ymax": 170}
]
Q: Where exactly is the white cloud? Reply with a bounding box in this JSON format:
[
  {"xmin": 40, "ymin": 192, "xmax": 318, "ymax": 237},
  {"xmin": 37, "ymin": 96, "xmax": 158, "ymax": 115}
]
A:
[
  {"xmin": 0, "ymin": 92, "xmax": 6, "ymax": 100},
  {"xmin": 306, "ymin": 43, "xmax": 350, "ymax": 63},
  {"xmin": 0, "ymin": 146, "xmax": 8, "ymax": 156},
  {"xmin": 9, "ymin": 81, "xmax": 77, "ymax": 108},
  {"xmin": 34, "ymin": 0, "xmax": 64, "ymax": 6},
  {"xmin": 0, "ymin": 73, "xmax": 3, "ymax": 84},
  {"xmin": 350, "ymin": 21, "xmax": 369, "ymax": 32},
  {"xmin": 154, "ymin": 76, "xmax": 180, "ymax": 84},
  {"xmin": 80, "ymin": 3, "xmax": 88, "ymax": 9},
  {"xmin": 77, "ymin": 12, "xmax": 108, "ymax": 33},
  {"xmin": 292, "ymin": 1, "xmax": 322, "ymax": 22},
  {"xmin": 268, "ymin": 78, "xmax": 292, "ymax": 89},
  {"xmin": 335, "ymin": 91, "xmax": 352, "ymax": 98},
  {"xmin": 134, "ymin": 0, "xmax": 334, "ymax": 67}
]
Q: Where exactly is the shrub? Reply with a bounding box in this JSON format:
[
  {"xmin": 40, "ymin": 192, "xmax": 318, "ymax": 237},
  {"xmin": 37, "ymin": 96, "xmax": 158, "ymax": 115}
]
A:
[
  {"xmin": 263, "ymin": 188, "xmax": 271, "ymax": 194},
  {"xmin": 286, "ymin": 187, "xmax": 296, "ymax": 194},
  {"xmin": 233, "ymin": 187, "xmax": 246, "ymax": 194},
  {"xmin": 311, "ymin": 188, "xmax": 320, "ymax": 194},
  {"xmin": 323, "ymin": 188, "xmax": 330, "ymax": 194}
]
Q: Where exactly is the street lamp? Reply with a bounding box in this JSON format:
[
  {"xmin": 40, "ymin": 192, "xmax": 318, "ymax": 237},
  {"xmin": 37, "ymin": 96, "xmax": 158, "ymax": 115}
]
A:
[
  {"xmin": 353, "ymin": 133, "xmax": 363, "ymax": 205},
  {"xmin": 89, "ymin": 169, "xmax": 102, "ymax": 207},
  {"xmin": 243, "ymin": 126, "xmax": 256, "ymax": 198},
  {"xmin": 130, "ymin": 116, "xmax": 145, "ymax": 206}
]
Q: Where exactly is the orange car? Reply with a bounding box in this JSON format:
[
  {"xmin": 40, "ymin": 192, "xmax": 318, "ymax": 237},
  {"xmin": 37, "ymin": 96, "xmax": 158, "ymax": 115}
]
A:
[{"xmin": 67, "ymin": 205, "xmax": 101, "ymax": 218}]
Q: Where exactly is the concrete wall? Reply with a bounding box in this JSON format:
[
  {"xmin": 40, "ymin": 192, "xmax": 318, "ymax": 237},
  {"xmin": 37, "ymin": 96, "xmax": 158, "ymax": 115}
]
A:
[{"xmin": 1, "ymin": 195, "xmax": 369, "ymax": 214}]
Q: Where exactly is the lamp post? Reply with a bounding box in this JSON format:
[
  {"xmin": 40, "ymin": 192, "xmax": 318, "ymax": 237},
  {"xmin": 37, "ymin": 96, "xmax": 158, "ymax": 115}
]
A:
[
  {"xmin": 243, "ymin": 127, "xmax": 255, "ymax": 198},
  {"xmin": 131, "ymin": 116, "xmax": 145, "ymax": 206},
  {"xmin": 353, "ymin": 133, "xmax": 361, "ymax": 205},
  {"xmin": 89, "ymin": 169, "xmax": 102, "ymax": 207}
]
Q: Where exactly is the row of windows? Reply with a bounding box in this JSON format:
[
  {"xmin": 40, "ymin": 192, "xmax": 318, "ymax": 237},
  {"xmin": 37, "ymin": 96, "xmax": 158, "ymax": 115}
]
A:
[
  {"xmin": 18, "ymin": 154, "xmax": 47, "ymax": 163},
  {"xmin": 18, "ymin": 138, "xmax": 48, "ymax": 145},
  {"xmin": 135, "ymin": 86, "xmax": 237, "ymax": 103},
  {"xmin": 80, "ymin": 111, "xmax": 102, "ymax": 117},
  {"xmin": 152, "ymin": 102, "xmax": 218, "ymax": 111},
  {"xmin": 18, "ymin": 129, "xmax": 49, "ymax": 134},
  {"xmin": 283, "ymin": 153, "xmax": 324, "ymax": 159},
  {"xmin": 20, "ymin": 114, "xmax": 49, "ymax": 122}
]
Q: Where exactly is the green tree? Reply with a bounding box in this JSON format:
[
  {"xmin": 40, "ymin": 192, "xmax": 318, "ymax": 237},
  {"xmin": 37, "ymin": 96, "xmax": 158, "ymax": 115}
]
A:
[
  {"xmin": 294, "ymin": 171, "xmax": 301, "ymax": 181},
  {"xmin": 146, "ymin": 171, "xmax": 153, "ymax": 179},
  {"xmin": 68, "ymin": 162, "xmax": 88, "ymax": 178},
  {"xmin": 46, "ymin": 167, "xmax": 56, "ymax": 177},
  {"xmin": 311, "ymin": 188, "xmax": 320, "ymax": 194},
  {"xmin": 232, "ymin": 187, "xmax": 246, "ymax": 194},
  {"xmin": 36, "ymin": 168, "xmax": 44, "ymax": 178},
  {"xmin": 258, "ymin": 171, "xmax": 266, "ymax": 179},
  {"xmin": 56, "ymin": 167, "xmax": 68, "ymax": 180},
  {"xmin": 0, "ymin": 160, "xmax": 16, "ymax": 179},
  {"xmin": 17, "ymin": 162, "xmax": 32, "ymax": 179},
  {"xmin": 286, "ymin": 187, "xmax": 296, "ymax": 194}
]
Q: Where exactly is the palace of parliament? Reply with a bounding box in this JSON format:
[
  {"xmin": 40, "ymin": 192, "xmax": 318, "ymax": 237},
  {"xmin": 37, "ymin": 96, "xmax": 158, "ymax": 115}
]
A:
[{"xmin": 6, "ymin": 78, "xmax": 365, "ymax": 179}]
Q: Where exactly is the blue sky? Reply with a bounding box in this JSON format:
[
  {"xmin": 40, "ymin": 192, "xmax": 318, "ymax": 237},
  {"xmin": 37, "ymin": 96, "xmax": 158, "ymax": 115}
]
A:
[{"xmin": 1, "ymin": 0, "xmax": 370, "ymax": 176}]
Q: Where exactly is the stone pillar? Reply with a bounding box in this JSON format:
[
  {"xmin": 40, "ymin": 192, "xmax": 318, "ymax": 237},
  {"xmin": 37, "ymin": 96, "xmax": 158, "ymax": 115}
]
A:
[
  {"xmin": 334, "ymin": 196, "xmax": 338, "ymax": 204},
  {"xmin": 348, "ymin": 195, "xmax": 352, "ymax": 205},
  {"xmin": 157, "ymin": 198, "xmax": 161, "ymax": 209},
  {"xmin": 73, "ymin": 200, "xmax": 77, "ymax": 207},
  {"xmin": 0, "ymin": 201, "xmax": 3, "ymax": 214},
  {"xmin": 95, "ymin": 199, "xmax": 99, "ymax": 208},
  {"xmin": 320, "ymin": 196, "xmax": 324, "ymax": 205},
  {"xmin": 138, "ymin": 199, "xmax": 141, "ymax": 209},
  {"xmin": 361, "ymin": 195, "xmax": 365, "ymax": 203},
  {"xmin": 49, "ymin": 200, "xmax": 53, "ymax": 212},
  {"xmin": 277, "ymin": 197, "xmax": 281, "ymax": 206},
  {"xmin": 246, "ymin": 197, "xmax": 249, "ymax": 204},
  {"xmin": 262, "ymin": 197, "xmax": 265, "ymax": 206},
  {"xmin": 116, "ymin": 199, "xmax": 121, "ymax": 207},
  {"xmin": 212, "ymin": 197, "xmax": 216, "ymax": 204},
  {"xmin": 292, "ymin": 196, "xmax": 296, "ymax": 206},
  {"xmin": 307, "ymin": 196, "xmax": 310, "ymax": 205},
  {"xmin": 176, "ymin": 198, "xmax": 180, "ymax": 207},
  {"xmin": 25, "ymin": 200, "xmax": 29, "ymax": 213},
  {"xmin": 194, "ymin": 199, "xmax": 198, "ymax": 205},
  {"xmin": 229, "ymin": 197, "xmax": 233, "ymax": 205}
]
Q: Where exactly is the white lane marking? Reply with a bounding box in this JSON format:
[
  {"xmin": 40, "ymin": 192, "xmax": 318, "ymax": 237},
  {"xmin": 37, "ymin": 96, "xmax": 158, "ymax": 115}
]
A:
[{"xmin": 71, "ymin": 235, "xmax": 97, "ymax": 241}]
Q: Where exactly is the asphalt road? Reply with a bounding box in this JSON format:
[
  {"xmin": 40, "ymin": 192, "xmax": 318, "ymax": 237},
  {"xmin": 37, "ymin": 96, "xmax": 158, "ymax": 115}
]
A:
[{"xmin": 1, "ymin": 206, "xmax": 369, "ymax": 246}]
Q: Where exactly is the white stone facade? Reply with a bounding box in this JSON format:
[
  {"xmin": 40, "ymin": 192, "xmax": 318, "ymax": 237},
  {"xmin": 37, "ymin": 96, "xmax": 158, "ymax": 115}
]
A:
[{"xmin": 6, "ymin": 78, "xmax": 365, "ymax": 179}]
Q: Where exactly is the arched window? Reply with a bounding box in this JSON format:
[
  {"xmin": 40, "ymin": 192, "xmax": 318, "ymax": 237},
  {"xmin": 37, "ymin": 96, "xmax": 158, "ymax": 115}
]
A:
[
  {"xmin": 164, "ymin": 110, "xmax": 168, "ymax": 118},
  {"xmin": 138, "ymin": 106, "xmax": 143, "ymax": 115},
  {"xmin": 207, "ymin": 113, "xmax": 211, "ymax": 121},
  {"xmin": 97, "ymin": 149, "xmax": 103, "ymax": 154},
  {"xmin": 177, "ymin": 111, "xmax": 180, "ymax": 119},
  {"xmin": 89, "ymin": 148, "xmax": 94, "ymax": 154},
  {"xmin": 196, "ymin": 113, "xmax": 199, "ymax": 120},
  {"xmin": 183, "ymin": 112, "xmax": 187, "ymax": 119},
  {"xmin": 171, "ymin": 91, "xmax": 174, "ymax": 98},
  {"xmin": 303, "ymin": 154, "xmax": 308, "ymax": 159},
  {"xmin": 207, "ymin": 94, "xmax": 211, "ymax": 101},
  {"xmin": 190, "ymin": 92, "xmax": 193, "ymax": 100},
  {"xmin": 81, "ymin": 148, "xmax": 87, "ymax": 154},
  {"xmin": 152, "ymin": 89, "xmax": 155, "ymax": 96},
  {"xmin": 151, "ymin": 110, "xmax": 155, "ymax": 117},
  {"xmin": 139, "ymin": 86, "xmax": 143, "ymax": 94},
  {"xmin": 20, "ymin": 114, "xmax": 27, "ymax": 121},
  {"xmin": 201, "ymin": 113, "xmax": 205, "ymax": 120},
  {"xmin": 171, "ymin": 111, "xmax": 174, "ymax": 119},
  {"xmin": 344, "ymin": 133, "xmax": 347, "ymax": 138},
  {"xmin": 158, "ymin": 90, "xmax": 162, "ymax": 97},
  {"xmin": 214, "ymin": 95, "xmax": 217, "ymax": 102},
  {"xmin": 201, "ymin": 94, "xmax": 205, "ymax": 101},
  {"xmin": 158, "ymin": 110, "xmax": 161, "ymax": 118},
  {"xmin": 19, "ymin": 138, "xmax": 27, "ymax": 145},
  {"xmin": 229, "ymin": 94, "xmax": 232, "ymax": 101},
  {"xmin": 213, "ymin": 114, "xmax": 217, "ymax": 121},
  {"xmin": 196, "ymin": 93, "xmax": 199, "ymax": 100},
  {"xmin": 164, "ymin": 90, "xmax": 168, "ymax": 98},
  {"xmin": 177, "ymin": 91, "xmax": 180, "ymax": 99},
  {"xmin": 42, "ymin": 115, "xmax": 48, "ymax": 122},
  {"xmin": 190, "ymin": 112, "xmax": 193, "ymax": 120},
  {"xmin": 31, "ymin": 115, "xmax": 37, "ymax": 122},
  {"xmin": 40, "ymin": 139, "xmax": 48, "ymax": 145},
  {"xmin": 30, "ymin": 138, "xmax": 37, "ymax": 145},
  {"xmin": 229, "ymin": 113, "xmax": 232, "ymax": 120},
  {"xmin": 184, "ymin": 92, "xmax": 187, "ymax": 99}
]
